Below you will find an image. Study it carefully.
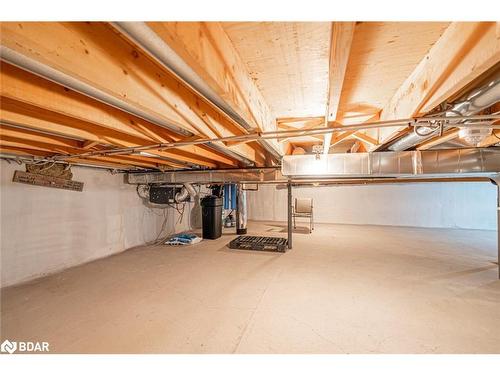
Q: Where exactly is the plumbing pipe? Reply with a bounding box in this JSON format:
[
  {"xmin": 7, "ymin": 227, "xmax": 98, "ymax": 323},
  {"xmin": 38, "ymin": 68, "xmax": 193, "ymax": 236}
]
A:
[
  {"xmin": 112, "ymin": 22, "xmax": 282, "ymax": 161},
  {"xmin": 287, "ymin": 182, "xmax": 292, "ymax": 249},
  {"xmin": 236, "ymin": 184, "xmax": 247, "ymax": 235},
  {"xmin": 174, "ymin": 183, "xmax": 197, "ymax": 203},
  {"xmin": 0, "ymin": 45, "xmax": 254, "ymax": 166},
  {"xmin": 388, "ymin": 76, "xmax": 500, "ymax": 151},
  {"xmin": 0, "ymin": 46, "xmax": 191, "ymax": 137},
  {"xmin": 45, "ymin": 114, "xmax": 500, "ymax": 162}
]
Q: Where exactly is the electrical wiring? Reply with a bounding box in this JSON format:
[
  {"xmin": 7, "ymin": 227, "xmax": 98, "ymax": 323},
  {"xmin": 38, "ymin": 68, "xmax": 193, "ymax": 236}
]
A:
[
  {"xmin": 136, "ymin": 183, "xmax": 202, "ymax": 246},
  {"xmin": 152, "ymin": 210, "xmax": 169, "ymax": 244}
]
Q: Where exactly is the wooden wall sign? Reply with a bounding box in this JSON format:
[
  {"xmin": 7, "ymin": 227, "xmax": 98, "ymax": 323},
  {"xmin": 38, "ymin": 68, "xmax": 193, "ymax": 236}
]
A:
[{"xmin": 13, "ymin": 170, "xmax": 84, "ymax": 192}]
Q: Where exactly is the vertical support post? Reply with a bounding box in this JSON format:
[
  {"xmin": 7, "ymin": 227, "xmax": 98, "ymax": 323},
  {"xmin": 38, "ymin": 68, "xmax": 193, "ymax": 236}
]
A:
[
  {"xmin": 491, "ymin": 176, "xmax": 500, "ymax": 279},
  {"xmin": 287, "ymin": 181, "xmax": 292, "ymax": 249},
  {"xmin": 236, "ymin": 184, "xmax": 247, "ymax": 235},
  {"xmin": 497, "ymin": 183, "xmax": 500, "ymax": 280}
]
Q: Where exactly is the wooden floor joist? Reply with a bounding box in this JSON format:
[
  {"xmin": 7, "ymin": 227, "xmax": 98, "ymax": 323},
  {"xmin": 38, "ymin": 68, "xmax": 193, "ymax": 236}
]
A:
[
  {"xmin": 0, "ymin": 63, "xmax": 239, "ymax": 168},
  {"xmin": 1, "ymin": 22, "xmax": 261, "ymax": 163},
  {"xmin": 1, "ymin": 22, "xmax": 498, "ymax": 168},
  {"xmin": 146, "ymin": 22, "xmax": 282, "ymax": 155},
  {"xmin": 352, "ymin": 132, "xmax": 379, "ymax": 147},
  {"xmin": 376, "ymin": 22, "xmax": 500, "ymax": 149},
  {"xmin": 323, "ymin": 22, "xmax": 355, "ymax": 154},
  {"xmin": 416, "ymin": 129, "xmax": 460, "ymax": 150},
  {"xmin": 478, "ymin": 129, "xmax": 500, "ymax": 147},
  {"xmin": 0, "ymin": 127, "xmax": 186, "ymax": 169}
]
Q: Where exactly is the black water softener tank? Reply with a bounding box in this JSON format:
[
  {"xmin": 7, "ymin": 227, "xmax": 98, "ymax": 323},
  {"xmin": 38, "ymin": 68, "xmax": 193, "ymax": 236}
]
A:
[{"xmin": 200, "ymin": 196, "xmax": 223, "ymax": 239}]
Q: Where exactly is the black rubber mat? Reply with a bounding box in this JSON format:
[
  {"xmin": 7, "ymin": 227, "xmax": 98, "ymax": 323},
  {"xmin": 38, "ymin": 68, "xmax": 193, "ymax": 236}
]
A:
[{"xmin": 229, "ymin": 236, "xmax": 288, "ymax": 253}]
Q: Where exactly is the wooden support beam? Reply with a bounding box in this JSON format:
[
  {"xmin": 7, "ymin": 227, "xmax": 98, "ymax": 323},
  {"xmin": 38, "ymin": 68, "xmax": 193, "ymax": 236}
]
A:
[
  {"xmin": 0, "ymin": 98, "xmax": 226, "ymax": 168},
  {"xmin": 0, "ymin": 139, "xmax": 173, "ymax": 170},
  {"xmin": 0, "ymin": 125, "xmax": 82, "ymax": 149},
  {"xmin": 416, "ymin": 129, "xmax": 460, "ymax": 150},
  {"xmin": 1, "ymin": 145, "xmax": 53, "ymax": 158},
  {"xmin": 0, "ymin": 62, "xmax": 168, "ymax": 142},
  {"xmin": 0, "ymin": 146, "xmax": 136, "ymax": 169},
  {"xmin": 478, "ymin": 129, "xmax": 500, "ymax": 147},
  {"xmin": 349, "ymin": 141, "xmax": 367, "ymax": 153},
  {"xmin": 146, "ymin": 22, "xmax": 282, "ymax": 156},
  {"xmin": 419, "ymin": 23, "xmax": 500, "ymax": 113},
  {"xmin": 276, "ymin": 123, "xmax": 325, "ymax": 142},
  {"xmin": 0, "ymin": 97, "xmax": 225, "ymax": 168},
  {"xmin": 325, "ymin": 113, "xmax": 381, "ymax": 152},
  {"xmin": 0, "ymin": 22, "xmax": 258, "ymax": 162},
  {"xmin": 325, "ymin": 22, "xmax": 356, "ymax": 123},
  {"xmin": 81, "ymin": 140, "xmax": 100, "ymax": 149},
  {"xmin": 0, "ymin": 127, "xmax": 185, "ymax": 169},
  {"xmin": 330, "ymin": 130, "xmax": 356, "ymax": 147},
  {"xmin": 377, "ymin": 22, "xmax": 500, "ymax": 148},
  {"xmin": 323, "ymin": 22, "xmax": 355, "ymax": 154},
  {"xmin": 278, "ymin": 116, "xmax": 324, "ymax": 124},
  {"xmin": 0, "ymin": 144, "xmax": 160, "ymax": 170},
  {"xmin": 0, "ymin": 64, "xmax": 235, "ymax": 167},
  {"xmin": 147, "ymin": 22, "xmax": 282, "ymax": 153},
  {"xmin": 349, "ymin": 141, "xmax": 361, "ymax": 153},
  {"xmin": 352, "ymin": 132, "xmax": 379, "ymax": 147},
  {"xmin": 277, "ymin": 117, "xmax": 325, "ymax": 130}
]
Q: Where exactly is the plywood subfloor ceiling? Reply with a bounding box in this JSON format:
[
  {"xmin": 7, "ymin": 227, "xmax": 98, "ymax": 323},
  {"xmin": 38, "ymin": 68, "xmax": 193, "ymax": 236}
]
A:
[
  {"xmin": 222, "ymin": 22, "xmax": 331, "ymax": 119},
  {"xmin": 222, "ymin": 21, "xmax": 461, "ymax": 149},
  {"xmin": 338, "ymin": 22, "xmax": 450, "ymax": 124}
]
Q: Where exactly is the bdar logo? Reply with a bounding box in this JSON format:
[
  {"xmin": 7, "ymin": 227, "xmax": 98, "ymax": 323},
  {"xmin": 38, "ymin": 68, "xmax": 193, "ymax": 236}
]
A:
[
  {"xmin": 0, "ymin": 339, "xmax": 49, "ymax": 354},
  {"xmin": 1, "ymin": 340, "xmax": 17, "ymax": 354}
]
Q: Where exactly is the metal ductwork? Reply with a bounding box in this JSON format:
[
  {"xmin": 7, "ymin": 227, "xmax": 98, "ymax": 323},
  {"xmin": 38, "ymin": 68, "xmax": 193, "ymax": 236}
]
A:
[
  {"xmin": 174, "ymin": 183, "xmax": 197, "ymax": 203},
  {"xmin": 128, "ymin": 167, "xmax": 283, "ymax": 185},
  {"xmin": 0, "ymin": 46, "xmax": 191, "ymax": 137},
  {"xmin": 127, "ymin": 148, "xmax": 500, "ymax": 184},
  {"xmin": 281, "ymin": 148, "xmax": 499, "ymax": 178},
  {"xmin": 0, "ymin": 45, "xmax": 254, "ymax": 167},
  {"xmin": 388, "ymin": 76, "xmax": 500, "ymax": 151},
  {"xmin": 112, "ymin": 22, "xmax": 282, "ymax": 161}
]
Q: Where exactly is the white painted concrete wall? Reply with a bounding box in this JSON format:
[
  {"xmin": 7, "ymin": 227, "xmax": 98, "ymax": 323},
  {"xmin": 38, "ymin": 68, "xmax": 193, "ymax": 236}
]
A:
[
  {"xmin": 247, "ymin": 182, "xmax": 497, "ymax": 230},
  {"xmin": 1, "ymin": 158, "xmax": 496, "ymax": 286},
  {"xmin": 0, "ymin": 162, "xmax": 196, "ymax": 287}
]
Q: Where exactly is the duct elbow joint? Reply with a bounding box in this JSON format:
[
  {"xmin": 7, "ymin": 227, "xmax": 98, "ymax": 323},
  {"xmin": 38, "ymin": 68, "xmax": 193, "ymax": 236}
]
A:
[{"xmin": 174, "ymin": 183, "xmax": 197, "ymax": 203}]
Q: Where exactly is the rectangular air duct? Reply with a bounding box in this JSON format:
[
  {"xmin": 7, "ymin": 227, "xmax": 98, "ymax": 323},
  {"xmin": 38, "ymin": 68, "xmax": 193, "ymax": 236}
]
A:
[
  {"xmin": 281, "ymin": 148, "xmax": 500, "ymax": 178},
  {"xmin": 127, "ymin": 148, "xmax": 500, "ymax": 184}
]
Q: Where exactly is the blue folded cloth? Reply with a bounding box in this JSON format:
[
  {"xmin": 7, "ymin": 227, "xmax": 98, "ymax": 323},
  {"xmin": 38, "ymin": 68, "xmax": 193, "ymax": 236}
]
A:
[{"xmin": 165, "ymin": 233, "xmax": 201, "ymax": 246}]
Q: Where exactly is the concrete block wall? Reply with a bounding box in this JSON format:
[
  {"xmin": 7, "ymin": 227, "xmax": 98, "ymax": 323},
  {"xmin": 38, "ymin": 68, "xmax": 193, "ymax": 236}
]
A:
[
  {"xmin": 247, "ymin": 182, "xmax": 497, "ymax": 230},
  {"xmin": 0, "ymin": 162, "xmax": 196, "ymax": 287}
]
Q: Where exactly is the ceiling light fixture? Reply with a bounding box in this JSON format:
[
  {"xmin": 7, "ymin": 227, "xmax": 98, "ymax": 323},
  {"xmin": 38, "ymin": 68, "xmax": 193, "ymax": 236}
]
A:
[{"xmin": 458, "ymin": 127, "xmax": 492, "ymax": 146}]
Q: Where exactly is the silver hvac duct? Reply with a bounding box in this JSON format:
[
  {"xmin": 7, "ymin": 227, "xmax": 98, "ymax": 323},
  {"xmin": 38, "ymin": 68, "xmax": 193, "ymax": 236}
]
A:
[
  {"xmin": 174, "ymin": 183, "xmax": 197, "ymax": 203},
  {"xmin": 281, "ymin": 148, "xmax": 500, "ymax": 177},
  {"xmin": 0, "ymin": 45, "xmax": 254, "ymax": 167},
  {"xmin": 236, "ymin": 184, "xmax": 248, "ymax": 235},
  {"xmin": 128, "ymin": 167, "xmax": 283, "ymax": 184},
  {"xmin": 127, "ymin": 148, "xmax": 500, "ymax": 184},
  {"xmin": 0, "ymin": 46, "xmax": 191, "ymax": 137},
  {"xmin": 112, "ymin": 22, "xmax": 282, "ymax": 161},
  {"xmin": 388, "ymin": 76, "xmax": 500, "ymax": 151}
]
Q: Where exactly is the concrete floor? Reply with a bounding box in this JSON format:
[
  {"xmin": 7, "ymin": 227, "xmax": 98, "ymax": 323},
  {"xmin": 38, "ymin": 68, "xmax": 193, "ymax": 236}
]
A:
[{"xmin": 1, "ymin": 221, "xmax": 499, "ymax": 353}]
